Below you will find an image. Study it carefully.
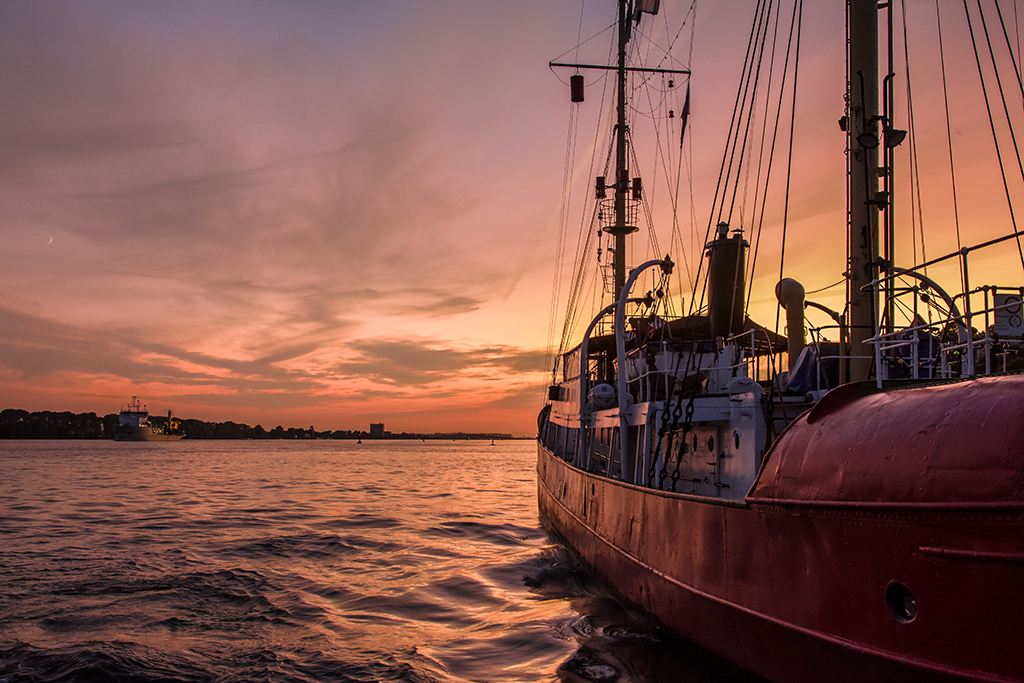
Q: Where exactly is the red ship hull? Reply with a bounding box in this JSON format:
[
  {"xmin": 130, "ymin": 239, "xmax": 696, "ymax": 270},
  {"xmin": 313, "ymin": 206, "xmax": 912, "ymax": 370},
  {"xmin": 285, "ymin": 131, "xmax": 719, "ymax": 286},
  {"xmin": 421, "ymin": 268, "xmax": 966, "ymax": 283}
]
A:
[{"xmin": 538, "ymin": 377, "xmax": 1024, "ymax": 683}]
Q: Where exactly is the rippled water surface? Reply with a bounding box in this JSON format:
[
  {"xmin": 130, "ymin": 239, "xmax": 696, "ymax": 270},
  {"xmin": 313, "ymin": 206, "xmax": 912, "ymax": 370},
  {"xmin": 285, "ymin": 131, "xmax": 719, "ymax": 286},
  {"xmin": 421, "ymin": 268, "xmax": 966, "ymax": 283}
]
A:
[{"xmin": 1, "ymin": 440, "xmax": 754, "ymax": 683}]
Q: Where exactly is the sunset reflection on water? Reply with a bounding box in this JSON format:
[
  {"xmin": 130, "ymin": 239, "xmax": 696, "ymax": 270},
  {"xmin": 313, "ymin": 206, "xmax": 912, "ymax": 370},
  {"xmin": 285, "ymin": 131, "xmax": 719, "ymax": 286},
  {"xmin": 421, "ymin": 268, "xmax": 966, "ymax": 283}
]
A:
[{"xmin": 2, "ymin": 439, "xmax": 758, "ymax": 682}]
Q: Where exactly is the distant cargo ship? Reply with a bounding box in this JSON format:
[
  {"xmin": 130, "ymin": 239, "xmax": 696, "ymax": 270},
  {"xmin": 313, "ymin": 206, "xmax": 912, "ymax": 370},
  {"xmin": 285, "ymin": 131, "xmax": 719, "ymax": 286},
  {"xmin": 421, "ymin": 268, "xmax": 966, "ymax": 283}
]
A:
[{"xmin": 114, "ymin": 396, "xmax": 184, "ymax": 441}]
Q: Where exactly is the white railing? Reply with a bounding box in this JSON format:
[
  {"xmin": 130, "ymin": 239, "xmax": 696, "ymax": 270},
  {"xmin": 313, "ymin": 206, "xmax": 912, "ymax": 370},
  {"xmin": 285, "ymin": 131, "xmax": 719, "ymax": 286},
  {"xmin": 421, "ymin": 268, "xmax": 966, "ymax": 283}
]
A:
[{"xmin": 621, "ymin": 329, "xmax": 780, "ymax": 402}]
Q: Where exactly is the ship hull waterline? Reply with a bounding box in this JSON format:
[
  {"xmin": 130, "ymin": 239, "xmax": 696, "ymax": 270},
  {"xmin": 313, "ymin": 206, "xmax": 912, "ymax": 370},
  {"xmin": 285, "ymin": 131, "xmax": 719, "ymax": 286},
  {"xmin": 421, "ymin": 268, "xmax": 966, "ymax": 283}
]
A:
[
  {"xmin": 114, "ymin": 426, "xmax": 184, "ymax": 441},
  {"xmin": 537, "ymin": 443, "xmax": 1024, "ymax": 683}
]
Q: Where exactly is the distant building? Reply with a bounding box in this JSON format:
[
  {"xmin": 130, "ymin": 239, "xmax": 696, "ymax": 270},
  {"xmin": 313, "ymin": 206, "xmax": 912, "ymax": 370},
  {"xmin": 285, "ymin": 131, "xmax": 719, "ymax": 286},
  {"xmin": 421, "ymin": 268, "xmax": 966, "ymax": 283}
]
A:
[{"xmin": 369, "ymin": 423, "xmax": 384, "ymax": 438}]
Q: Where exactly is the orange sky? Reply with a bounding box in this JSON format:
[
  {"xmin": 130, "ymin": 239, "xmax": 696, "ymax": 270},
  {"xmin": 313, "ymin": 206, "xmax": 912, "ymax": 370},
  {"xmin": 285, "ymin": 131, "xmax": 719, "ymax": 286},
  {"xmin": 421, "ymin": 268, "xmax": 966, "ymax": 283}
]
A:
[{"xmin": 2, "ymin": 1, "xmax": 1022, "ymax": 435}]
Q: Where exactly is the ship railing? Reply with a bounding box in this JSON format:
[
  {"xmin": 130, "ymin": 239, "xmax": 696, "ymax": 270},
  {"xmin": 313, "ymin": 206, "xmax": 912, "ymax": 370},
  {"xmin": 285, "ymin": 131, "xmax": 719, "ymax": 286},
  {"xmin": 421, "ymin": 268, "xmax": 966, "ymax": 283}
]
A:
[
  {"xmin": 865, "ymin": 288, "xmax": 1024, "ymax": 385},
  {"xmin": 622, "ymin": 330, "xmax": 774, "ymax": 403},
  {"xmin": 724, "ymin": 328, "xmax": 783, "ymax": 384},
  {"xmin": 960, "ymin": 286, "xmax": 1024, "ymax": 376},
  {"xmin": 861, "ymin": 228, "xmax": 1024, "ymax": 387},
  {"xmin": 699, "ymin": 328, "xmax": 783, "ymax": 390},
  {"xmin": 621, "ymin": 341, "xmax": 717, "ymax": 403},
  {"xmin": 790, "ymin": 324, "xmax": 852, "ymax": 393}
]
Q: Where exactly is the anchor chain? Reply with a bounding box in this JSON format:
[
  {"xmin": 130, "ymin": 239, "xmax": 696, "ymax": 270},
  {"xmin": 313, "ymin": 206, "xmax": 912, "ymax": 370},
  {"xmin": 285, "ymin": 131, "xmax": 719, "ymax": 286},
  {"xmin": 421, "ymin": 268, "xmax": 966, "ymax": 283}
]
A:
[
  {"xmin": 648, "ymin": 343, "xmax": 684, "ymax": 487},
  {"xmin": 654, "ymin": 340, "xmax": 702, "ymax": 492}
]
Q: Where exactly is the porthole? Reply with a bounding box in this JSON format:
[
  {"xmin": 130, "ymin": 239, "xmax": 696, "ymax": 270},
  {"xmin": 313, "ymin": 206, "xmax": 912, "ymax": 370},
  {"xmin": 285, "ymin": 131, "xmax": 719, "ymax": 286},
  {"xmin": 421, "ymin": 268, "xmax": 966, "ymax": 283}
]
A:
[{"xmin": 885, "ymin": 582, "xmax": 917, "ymax": 623}]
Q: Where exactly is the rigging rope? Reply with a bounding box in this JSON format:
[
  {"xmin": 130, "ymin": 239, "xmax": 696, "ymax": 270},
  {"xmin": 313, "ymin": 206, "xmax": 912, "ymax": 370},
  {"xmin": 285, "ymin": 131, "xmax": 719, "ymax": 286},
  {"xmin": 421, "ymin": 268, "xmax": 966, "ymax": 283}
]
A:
[
  {"xmin": 805, "ymin": 278, "xmax": 845, "ymax": 295},
  {"xmin": 993, "ymin": 1, "xmax": 1024, "ymax": 102},
  {"xmin": 546, "ymin": 101, "xmax": 583, "ymax": 381},
  {"xmin": 725, "ymin": 0, "xmax": 777, "ymax": 232},
  {"xmin": 935, "ymin": 0, "xmax": 965, "ymax": 284},
  {"xmin": 971, "ymin": 0, "xmax": 1024, "ymax": 272},
  {"xmin": 767, "ymin": 0, "xmax": 804, "ymax": 341},
  {"xmin": 901, "ymin": 0, "xmax": 928, "ymax": 271},
  {"xmin": 671, "ymin": 7, "xmax": 699, "ymax": 311},
  {"xmin": 557, "ymin": 2, "xmax": 699, "ymax": 351},
  {"xmin": 743, "ymin": 0, "xmax": 785, "ymax": 301},
  {"xmin": 630, "ymin": 3, "xmax": 696, "ymax": 306},
  {"xmin": 690, "ymin": 0, "xmax": 802, "ymax": 321},
  {"xmin": 688, "ymin": 0, "xmax": 769, "ymax": 316},
  {"xmin": 718, "ymin": 0, "xmax": 773, "ymax": 232},
  {"xmin": 748, "ymin": 0, "xmax": 802, "ymax": 333},
  {"xmin": 993, "ymin": 0, "xmax": 1024, "ymax": 272},
  {"xmin": 558, "ymin": 35, "xmax": 619, "ymax": 355},
  {"xmin": 575, "ymin": 0, "xmax": 586, "ymax": 65}
]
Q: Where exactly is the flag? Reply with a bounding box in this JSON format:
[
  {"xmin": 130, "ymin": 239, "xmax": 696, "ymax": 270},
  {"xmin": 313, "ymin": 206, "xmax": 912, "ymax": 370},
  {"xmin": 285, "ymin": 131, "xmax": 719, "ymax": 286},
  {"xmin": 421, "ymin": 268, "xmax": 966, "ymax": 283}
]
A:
[
  {"xmin": 634, "ymin": 0, "xmax": 660, "ymax": 22},
  {"xmin": 679, "ymin": 85, "xmax": 690, "ymax": 147},
  {"xmin": 637, "ymin": 0, "xmax": 660, "ymax": 15}
]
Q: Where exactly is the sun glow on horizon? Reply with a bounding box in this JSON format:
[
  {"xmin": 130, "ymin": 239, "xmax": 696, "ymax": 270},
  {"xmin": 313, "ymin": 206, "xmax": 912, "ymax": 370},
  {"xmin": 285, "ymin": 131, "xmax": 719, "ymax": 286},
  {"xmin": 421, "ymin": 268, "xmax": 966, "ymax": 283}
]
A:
[{"xmin": 2, "ymin": 1, "xmax": 1023, "ymax": 434}]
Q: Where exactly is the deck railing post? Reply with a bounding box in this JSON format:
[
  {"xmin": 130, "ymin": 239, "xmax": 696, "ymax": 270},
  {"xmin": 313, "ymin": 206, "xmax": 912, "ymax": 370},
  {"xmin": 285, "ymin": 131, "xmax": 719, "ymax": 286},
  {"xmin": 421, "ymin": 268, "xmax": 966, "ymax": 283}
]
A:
[
  {"xmin": 873, "ymin": 278, "xmax": 884, "ymax": 390},
  {"xmin": 961, "ymin": 248, "xmax": 975, "ymax": 377}
]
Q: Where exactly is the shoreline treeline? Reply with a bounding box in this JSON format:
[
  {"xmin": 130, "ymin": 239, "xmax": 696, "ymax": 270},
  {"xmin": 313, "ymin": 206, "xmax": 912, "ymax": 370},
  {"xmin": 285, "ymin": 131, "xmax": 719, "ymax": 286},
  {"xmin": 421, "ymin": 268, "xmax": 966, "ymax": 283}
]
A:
[{"xmin": 0, "ymin": 409, "xmax": 516, "ymax": 441}]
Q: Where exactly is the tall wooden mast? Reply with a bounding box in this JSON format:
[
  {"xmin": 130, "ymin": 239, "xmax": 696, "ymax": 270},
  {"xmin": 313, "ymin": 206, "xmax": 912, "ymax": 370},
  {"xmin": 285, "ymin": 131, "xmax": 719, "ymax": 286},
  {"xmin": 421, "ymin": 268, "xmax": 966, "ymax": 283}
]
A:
[
  {"xmin": 847, "ymin": 0, "xmax": 880, "ymax": 381},
  {"xmin": 611, "ymin": 0, "xmax": 630, "ymax": 299},
  {"xmin": 550, "ymin": 1, "xmax": 687, "ymax": 300}
]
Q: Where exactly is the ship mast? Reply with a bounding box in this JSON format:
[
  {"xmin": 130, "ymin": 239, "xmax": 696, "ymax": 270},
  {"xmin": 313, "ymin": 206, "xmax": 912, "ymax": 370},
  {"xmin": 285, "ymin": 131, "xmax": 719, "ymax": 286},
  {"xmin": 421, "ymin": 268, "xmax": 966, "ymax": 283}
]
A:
[
  {"xmin": 550, "ymin": 1, "xmax": 687, "ymax": 299},
  {"xmin": 611, "ymin": 0, "xmax": 631, "ymax": 299},
  {"xmin": 847, "ymin": 0, "xmax": 880, "ymax": 381}
]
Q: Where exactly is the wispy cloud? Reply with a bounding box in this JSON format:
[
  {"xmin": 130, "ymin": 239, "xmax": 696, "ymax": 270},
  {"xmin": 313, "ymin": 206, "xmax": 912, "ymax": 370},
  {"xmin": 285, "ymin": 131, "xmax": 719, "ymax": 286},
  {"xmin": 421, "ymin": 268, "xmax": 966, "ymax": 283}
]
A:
[
  {"xmin": 0, "ymin": 0, "xmax": 636, "ymax": 436},
  {"xmin": 334, "ymin": 338, "xmax": 545, "ymax": 387}
]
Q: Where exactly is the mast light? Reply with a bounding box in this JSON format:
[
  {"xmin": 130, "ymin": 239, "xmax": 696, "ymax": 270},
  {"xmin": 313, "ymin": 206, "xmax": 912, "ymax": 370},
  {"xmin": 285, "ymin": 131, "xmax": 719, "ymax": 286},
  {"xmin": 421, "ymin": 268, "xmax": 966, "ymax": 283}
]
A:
[
  {"xmin": 570, "ymin": 74, "xmax": 585, "ymax": 103},
  {"xmin": 618, "ymin": 169, "xmax": 629, "ymax": 191},
  {"xmin": 885, "ymin": 126, "xmax": 907, "ymax": 148}
]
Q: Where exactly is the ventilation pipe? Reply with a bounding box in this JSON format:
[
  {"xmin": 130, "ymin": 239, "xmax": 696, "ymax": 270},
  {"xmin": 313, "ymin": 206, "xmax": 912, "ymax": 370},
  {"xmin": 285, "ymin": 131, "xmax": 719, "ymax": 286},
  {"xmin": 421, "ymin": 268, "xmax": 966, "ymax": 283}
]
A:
[{"xmin": 775, "ymin": 278, "xmax": 806, "ymax": 372}]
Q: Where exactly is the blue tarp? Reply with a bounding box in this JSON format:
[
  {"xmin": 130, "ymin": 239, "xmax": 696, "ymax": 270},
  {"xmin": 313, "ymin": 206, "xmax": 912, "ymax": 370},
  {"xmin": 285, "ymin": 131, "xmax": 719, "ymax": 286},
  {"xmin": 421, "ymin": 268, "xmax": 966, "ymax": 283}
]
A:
[{"xmin": 787, "ymin": 342, "xmax": 840, "ymax": 393}]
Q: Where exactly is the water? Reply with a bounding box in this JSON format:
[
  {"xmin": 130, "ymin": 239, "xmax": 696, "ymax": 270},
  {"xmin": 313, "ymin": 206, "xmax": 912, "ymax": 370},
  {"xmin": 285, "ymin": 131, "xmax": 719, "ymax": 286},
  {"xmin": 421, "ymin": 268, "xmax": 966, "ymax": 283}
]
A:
[{"xmin": 0, "ymin": 440, "xmax": 753, "ymax": 683}]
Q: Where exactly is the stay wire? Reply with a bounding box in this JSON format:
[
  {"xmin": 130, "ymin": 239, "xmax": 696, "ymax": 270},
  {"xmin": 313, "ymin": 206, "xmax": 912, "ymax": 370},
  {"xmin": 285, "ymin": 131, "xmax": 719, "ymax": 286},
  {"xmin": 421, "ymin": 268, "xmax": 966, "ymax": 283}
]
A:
[
  {"xmin": 673, "ymin": 10, "xmax": 699, "ymax": 312},
  {"xmin": 717, "ymin": 0, "xmax": 773, "ymax": 232},
  {"xmin": 964, "ymin": 0, "xmax": 1024, "ymax": 274},
  {"xmin": 689, "ymin": 0, "xmax": 772, "ymax": 316},
  {"xmin": 992, "ymin": 1, "xmax": 1024, "ymax": 98},
  {"xmin": 725, "ymin": 0, "xmax": 776, "ymax": 233},
  {"xmin": 901, "ymin": 0, "xmax": 928, "ymax": 271},
  {"xmin": 631, "ymin": 36, "xmax": 690, "ymax": 282},
  {"xmin": 576, "ymin": 0, "xmax": 586, "ymax": 64},
  {"xmin": 935, "ymin": 0, "xmax": 965, "ymax": 283},
  {"xmin": 547, "ymin": 0, "xmax": 595, "ymax": 375},
  {"xmin": 748, "ymin": 0, "xmax": 801, "ymax": 323},
  {"xmin": 805, "ymin": 278, "xmax": 845, "ymax": 295},
  {"xmin": 547, "ymin": 103, "xmax": 581, "ymax": 379},
  {"xmin": 988, "ymin": 0, "xmax": 1024, "ymax": 272},
  {"xmin": 634, "ymin": 3, "xmax": 699, "ymax": 305},
  {"xmin": 776, "ymin": 0, "xmax": 803, "ymax": 306},
  {"xmin": 559, "ymin": 35, "xmax": 618, "ymax": 351}
]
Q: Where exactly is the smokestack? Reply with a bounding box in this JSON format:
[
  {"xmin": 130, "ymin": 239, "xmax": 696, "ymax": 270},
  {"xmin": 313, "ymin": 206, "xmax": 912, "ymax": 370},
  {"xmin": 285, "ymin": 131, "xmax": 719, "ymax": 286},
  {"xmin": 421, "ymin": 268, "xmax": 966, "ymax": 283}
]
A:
[{"xmin": 706, "ymin": 222, "xmax": 748, "ymax": 338}]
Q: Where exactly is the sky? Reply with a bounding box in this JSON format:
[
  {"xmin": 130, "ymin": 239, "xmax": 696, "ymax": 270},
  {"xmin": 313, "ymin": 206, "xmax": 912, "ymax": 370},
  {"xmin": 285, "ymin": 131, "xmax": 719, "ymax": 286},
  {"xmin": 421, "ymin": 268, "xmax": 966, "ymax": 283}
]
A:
[{"xmin": 2, "ymin": 0, "xmax": 1022, "ymax": 435}]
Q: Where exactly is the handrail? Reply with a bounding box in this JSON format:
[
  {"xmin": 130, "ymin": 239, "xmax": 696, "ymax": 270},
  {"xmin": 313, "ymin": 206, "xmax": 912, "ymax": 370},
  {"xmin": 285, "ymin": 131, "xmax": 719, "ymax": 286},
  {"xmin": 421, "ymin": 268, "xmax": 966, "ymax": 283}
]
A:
[
  {"xmin": 614, "ymin": 258, "xmax": 673, "ymax": 481},
  {"xmin": 575, "ymin": 297, "xmax": 643, "ymax": 469},
  {"xmin": 863, "ymin": 229, "xmax": 1024, "ymax": 286},
  {"xmin": 856, "ymin": 294, "xmax": 1024, "ymax": 381}
]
